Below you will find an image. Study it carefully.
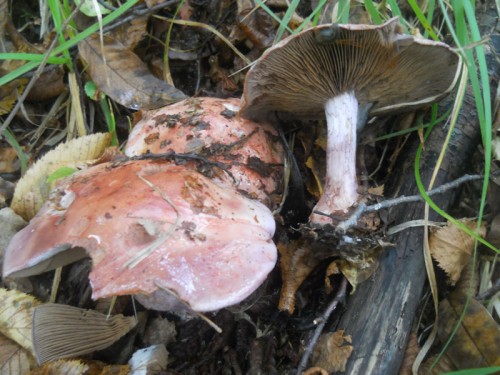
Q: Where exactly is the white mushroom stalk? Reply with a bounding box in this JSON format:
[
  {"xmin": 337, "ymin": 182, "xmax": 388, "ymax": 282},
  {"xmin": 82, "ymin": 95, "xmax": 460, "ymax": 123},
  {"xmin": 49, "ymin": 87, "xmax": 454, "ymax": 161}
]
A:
[{"xmin": 310, "ymin": 92, "xmax": 359, "ymax": 223}]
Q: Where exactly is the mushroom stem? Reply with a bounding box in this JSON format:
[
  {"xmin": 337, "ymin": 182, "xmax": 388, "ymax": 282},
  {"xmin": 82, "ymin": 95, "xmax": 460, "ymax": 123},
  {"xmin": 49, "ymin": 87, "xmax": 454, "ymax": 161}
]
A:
[{"xmin": 310, "ymin": 92, "xmax": 359, "ymax": 224}]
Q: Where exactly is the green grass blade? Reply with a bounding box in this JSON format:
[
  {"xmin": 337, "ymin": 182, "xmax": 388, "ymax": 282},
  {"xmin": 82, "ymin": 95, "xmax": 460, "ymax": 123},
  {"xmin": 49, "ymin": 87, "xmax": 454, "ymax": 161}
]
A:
[
  {"xmin": 407, "ymin": 0, "xmax": 439, "ymax": 40},
  {"xmin": 2, "ymin": 128, "xmax": 28, "ymax": 175},
  {"xmin": 0, "ymin": 53, "xmax": 68, "ymax": 64},
  {"xmin": 0, "ymin": 0, "xmax": 140, "ymax": 87},
  {"xmin": 274, "ymin": 0, "xmax": 300, "ymax": 42},
  {"xmin": 296, "ymin": 0, "xmax": 328, "ymax": 32},
  {"xmin": 364, "ymin": 0, "xmax": 383, "ymax": 24},
  {"xmin": 255, "ymin": 0, "xmax": 293, "ymax": 37}
]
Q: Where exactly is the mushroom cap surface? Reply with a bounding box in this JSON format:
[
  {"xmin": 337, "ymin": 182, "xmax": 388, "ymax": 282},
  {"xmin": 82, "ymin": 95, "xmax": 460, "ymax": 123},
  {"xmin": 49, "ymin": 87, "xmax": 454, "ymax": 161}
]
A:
[
  {"xmin": 3, "ymin": 160, "xmax": 277, "ymax": 312},
  {"xmin": 240, "ymin": 17, "xmax": 461, "ymax": 121},
  {"xmin": 125, "ymin": 97, "xmax": 283, "ymax": 207}
]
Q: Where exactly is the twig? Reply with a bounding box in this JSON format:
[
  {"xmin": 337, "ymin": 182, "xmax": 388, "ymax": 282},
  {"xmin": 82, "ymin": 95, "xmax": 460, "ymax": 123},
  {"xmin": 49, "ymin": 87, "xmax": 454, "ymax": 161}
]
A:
[
  {"xmin": 295, "ymin": 277, "xmax": 348, "ymax": 375},
  {"xmin": 129, "ymin": 151, "xmax": 236, "ymax": 182},
  {"xmin": 313, "ymin": 174, "xmax": 483, "ymax": 233},
  {"xmin": 476, "ymin": 279, "xmax": 500, "ymax": 301}
]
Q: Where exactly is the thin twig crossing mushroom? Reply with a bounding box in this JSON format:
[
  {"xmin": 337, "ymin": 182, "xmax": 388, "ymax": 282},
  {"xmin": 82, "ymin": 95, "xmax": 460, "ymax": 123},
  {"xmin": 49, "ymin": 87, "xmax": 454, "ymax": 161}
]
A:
[{"xmin": 240, "ymin": 17, "xmax": 461, "ymax": 225}]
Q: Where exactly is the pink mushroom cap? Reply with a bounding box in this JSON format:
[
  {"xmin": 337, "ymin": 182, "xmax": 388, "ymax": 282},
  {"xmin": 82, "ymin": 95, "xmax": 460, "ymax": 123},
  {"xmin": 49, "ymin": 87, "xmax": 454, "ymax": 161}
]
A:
[
  {"xmin": 3, "ymin": 160, "xmax": 277, "ymax": 312},
  {"xmin": 125, "ymin": 97, "xmax": 283, "ymax": 207}
]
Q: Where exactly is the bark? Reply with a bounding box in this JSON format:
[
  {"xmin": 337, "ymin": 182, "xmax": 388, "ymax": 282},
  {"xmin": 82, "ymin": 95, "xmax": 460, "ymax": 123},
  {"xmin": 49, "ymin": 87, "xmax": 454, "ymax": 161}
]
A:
[{"xmin": 338, "ymin": 4, "xmax": 499, "ymax": 373}]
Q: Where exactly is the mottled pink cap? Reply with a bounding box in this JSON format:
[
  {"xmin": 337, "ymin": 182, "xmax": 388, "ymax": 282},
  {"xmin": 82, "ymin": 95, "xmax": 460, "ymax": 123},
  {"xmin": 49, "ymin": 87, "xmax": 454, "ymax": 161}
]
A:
[{"xmin": 3, "ymin": 160, "xmax": 277, "ymax": 312}]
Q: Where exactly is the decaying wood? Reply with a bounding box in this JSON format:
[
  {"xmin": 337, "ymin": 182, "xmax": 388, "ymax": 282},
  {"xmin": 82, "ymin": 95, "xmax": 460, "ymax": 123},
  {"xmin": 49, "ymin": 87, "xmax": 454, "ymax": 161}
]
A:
[{"xmin": 337, "ymin": 6, "xmax": 499, "ymax": 372}]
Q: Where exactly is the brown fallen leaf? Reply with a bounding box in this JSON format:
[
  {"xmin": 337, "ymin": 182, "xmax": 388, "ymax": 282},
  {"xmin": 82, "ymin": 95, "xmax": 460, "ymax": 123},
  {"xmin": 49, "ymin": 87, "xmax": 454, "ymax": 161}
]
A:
[
  {"xmin": 398, "ymin": 333, "xmax": 419, "ymax": 375},
  {"xmin": 429, "ymin": 219, "xmax": 486, "ymax": 285},
  {"xmin": 78, "ymin": 34, "xmax": 187, "ymax": 110},
  {"xmin": 30, "ymin": 359, "xmax": 89, "ymax": 375},
  {"xmin": 0, "ymin": 334, "xmax": 34, "ymax": 375},
  {"xmin": 0, "ymin": 147, "xmax": 21, "ymax": 173},
  {"xmin": 311, "ymin": 330, "xmax": 353, "ymax": 373},
  {"xmin": 32, "ymin": 303, "xmax": 137, "ymax": 364},
  {"xmin": 0, "ymin": 288, "xmax": 41, "ymax": 355},
  {"xmin": 278, "ymin": 239, "xmax": 321, "ymax": 314},
  {"xmin": 336, "ymin": 254, "xmax": 380, "ymax": 293},
  {"xmin": 437, "ymin": 290, "xmax": 500, "ymax": 369},
  {"xmin": 10, "ymin": 132, "xmax": 111, "ymax": 220}
]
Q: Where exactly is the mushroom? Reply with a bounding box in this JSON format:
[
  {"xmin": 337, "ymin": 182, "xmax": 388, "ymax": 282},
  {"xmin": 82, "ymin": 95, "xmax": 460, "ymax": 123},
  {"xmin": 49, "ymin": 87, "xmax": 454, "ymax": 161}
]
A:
[
  {"xmin": 240, "ymin": 17, "xmax": 461, "ymax": 224},
  {"xmin": 125, "ymin": 97, "xmax": 284, "ymax": 208},
  {"xmin": 3, "ymin": 160, "xmax": 277, "ymax": 312}
]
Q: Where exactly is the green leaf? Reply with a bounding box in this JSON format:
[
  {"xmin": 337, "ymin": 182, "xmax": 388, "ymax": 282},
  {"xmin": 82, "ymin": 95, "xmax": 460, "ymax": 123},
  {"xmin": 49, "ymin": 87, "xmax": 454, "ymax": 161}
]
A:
[{"xmin": 46, "ymin": 166, "xmax": 78, "ymax": 183}]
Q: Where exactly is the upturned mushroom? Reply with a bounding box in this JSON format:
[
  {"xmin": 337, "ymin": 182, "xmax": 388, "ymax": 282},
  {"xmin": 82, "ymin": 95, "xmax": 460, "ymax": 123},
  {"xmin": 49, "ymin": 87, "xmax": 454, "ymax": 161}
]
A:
[
  {"xmin": 3, "ymin": 160, "xmax": 277, "ymax": 312},
  {"xmin": 240, "ymin": 17, "xmax": 461, "ymax": 224}
]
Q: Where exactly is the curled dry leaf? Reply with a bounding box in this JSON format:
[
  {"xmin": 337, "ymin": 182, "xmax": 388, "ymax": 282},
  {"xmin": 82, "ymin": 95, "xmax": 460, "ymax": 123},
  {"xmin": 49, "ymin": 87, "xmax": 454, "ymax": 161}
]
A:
[
  {"xmin": 11, "ymin": 132, "xmax": 111, "ymax": 220},
  {"xmin": 32, "ymin": 303, "xmax": 137, "ymax": 364},
  {"xmin": 429, "ymin": 219, "xmax": 487, "ymax": 285},
  {"xmin": 278, "ymin": 239, "xmax": 321, "ymax": 314},
  {"xmin": 437, "ymin": 290, "xmax": 500, "ymax": 369},
  {"xmin": 125, "ymin": 97, "xmax": 284, "ymax": 208},
  {"xmin": 0, "ymin": 334, "xmax": 33, "ymax": 375},
  {"xmin": 311, "ymin": 330, "xmax": 353, "ymax": 373},
  {"xmin": 0, "ymin": 288, "xmax": 40, "ymax": 355},
  {"xmin": 78, "ymin": 34, "xmax": 187, "ymax": 110},
  {"xmin": 4, "ymin": 160, "xmax": 277, "ymax": 312}
]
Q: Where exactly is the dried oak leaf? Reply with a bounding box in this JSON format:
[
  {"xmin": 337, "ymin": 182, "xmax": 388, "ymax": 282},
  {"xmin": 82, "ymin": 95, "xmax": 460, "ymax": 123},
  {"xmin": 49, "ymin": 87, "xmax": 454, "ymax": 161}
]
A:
[
  {"xmin": 278, "ymin": 238, "xmax": 321, "ymax": 314},
  {"xmin": 78, "ymin": 34, "xmax": 186, "ymax": 110},
  {"xmin": 437, "ymin": 290, "xmax": 500, "ymax": 369},
  {"xmin": 429, "ymin": 219, "xmax": 486, "ymax": 285},
  {"xmin": 11, "ymin": 132, "xmax": 111, "ymax": 220},
  {"xmin": 311, "ymin": 330, "xmax": 353, "ymax": 373},
  {"xmin": 0, "ymin": 334, "xmax": 33, "ymax": 375},
  {"xmin": 0, "ymin": 288, "xmax": 41, "ymax": 355}
]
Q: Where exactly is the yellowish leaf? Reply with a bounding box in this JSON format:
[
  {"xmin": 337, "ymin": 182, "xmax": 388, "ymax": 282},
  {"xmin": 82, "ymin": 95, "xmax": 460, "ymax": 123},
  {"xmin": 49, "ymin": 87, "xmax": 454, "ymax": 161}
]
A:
[
  {"xmin": 30, "ymin": 359, "xmax": 89, "ymax": 374},
  {"xmin": 11, "ymin": 132, "xmax": 111, "ymax": 220},
  {"xmin": 0, "ymin": 334, "xmax": 33, "ymax": 375},
  {"xmin": 437, "ymin": 290, "xmax": 500, "ymax": 369},
  {"xmin": 311, "ymin": 330, "xmax": 353, "ymax": 373},
  {"xmin": 429, "ymin": 219, "xmax": 486, "ymax": 285},
  {"xmin": 0, "ymin": 288, "xmax": 41, "ymax": 355},
  {"xmin": 278, "ymin": 239, "xmax": 321, "ymax": 314}
]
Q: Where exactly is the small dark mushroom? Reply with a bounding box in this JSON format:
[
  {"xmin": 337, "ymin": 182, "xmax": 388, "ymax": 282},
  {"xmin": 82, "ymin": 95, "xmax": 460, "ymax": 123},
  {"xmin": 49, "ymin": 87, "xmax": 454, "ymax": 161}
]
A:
[{"xmin": 240, "ymin": 17, "xmax": 461, "ymax": 224}]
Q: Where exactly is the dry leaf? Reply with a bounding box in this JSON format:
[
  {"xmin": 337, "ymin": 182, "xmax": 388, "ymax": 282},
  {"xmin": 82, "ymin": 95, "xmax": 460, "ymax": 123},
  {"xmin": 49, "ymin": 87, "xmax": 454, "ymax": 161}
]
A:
[
  {"xmin": 0, "ymin": 288, "xmax": 41, "ymax": 354},
  {"xmin": 437, "ymin": 290, "xmax": 500, "ymax": 369},
  {"xmin": 311, "ymin": 330, "xmax": 353, "ymax": 373},
  {"xmin": 324, "ymin": 261, "xmax": 340, "ymax": 294},
  {"xmin": 0, "ymin": 334, "xmax": 33, "ymax": 375},
  {"xmin": 368, "ymin": 184, "xmax": 384, "ymax": 196},
  {"xmin": 429, "ymin": 219, "xmax": 486, "ymax": 285},
  {"xmin": 11, "ymin": 132, "xmax": 111, "ymax": 220},
  {"xmin": 0, "ymin": 147, "xmax": 21, "ymax": 173},
  {"xmin": 111, "ymin": 17, "xmax": 148, "ymax": 50},
  {"xmin": 336, "ymin": 255, "xmax": 380, "ymax": 293},
  {"xmin": 78, "ymin": 34, "xmax": 186, "ymax": 110},
  {"xmin": 32, "ymin": 303, "xmax": 137, "ymax": 364},
  {"xmin": 398, "ymin": 333, "xmax": 419, "ymax": 375},
  {"xmin": 129, "ymin": 344, "xmax": 168, "ymax": 375},
  {"xmin": 30, "ymin": 359, "xmax": 89, "ymax": 374},
  {"xmin": 278, "ymin": 239, "xmax": 321, "ymax": 314},
  {"xmin": 305, "ymin": 156, "xmax": 323, "ymax": 199}
]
